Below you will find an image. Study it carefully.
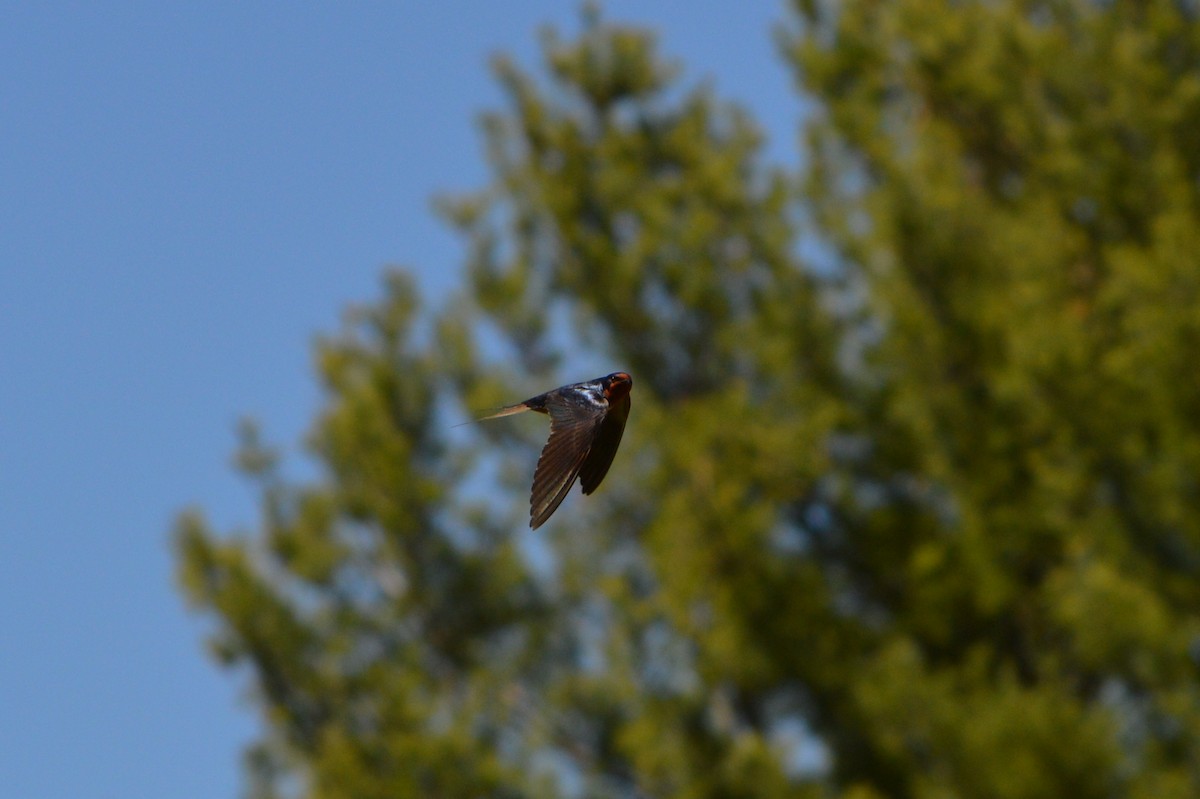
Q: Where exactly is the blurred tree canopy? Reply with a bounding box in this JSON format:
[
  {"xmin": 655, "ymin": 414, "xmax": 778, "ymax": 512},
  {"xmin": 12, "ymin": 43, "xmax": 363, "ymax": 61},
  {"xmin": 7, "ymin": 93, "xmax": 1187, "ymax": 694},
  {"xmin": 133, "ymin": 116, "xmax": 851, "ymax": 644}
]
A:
[{"xmin": 175, "ymin": 2, "xmax": 1200, "ymax": 797}]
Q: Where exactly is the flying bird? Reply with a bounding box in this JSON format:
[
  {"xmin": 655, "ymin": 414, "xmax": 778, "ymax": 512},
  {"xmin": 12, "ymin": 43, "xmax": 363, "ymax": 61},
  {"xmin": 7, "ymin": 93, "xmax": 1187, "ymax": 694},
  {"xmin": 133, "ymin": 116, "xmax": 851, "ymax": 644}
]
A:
[{"xmin": 477, "ymin": 372, "xmax": 633, "ymax": 529}]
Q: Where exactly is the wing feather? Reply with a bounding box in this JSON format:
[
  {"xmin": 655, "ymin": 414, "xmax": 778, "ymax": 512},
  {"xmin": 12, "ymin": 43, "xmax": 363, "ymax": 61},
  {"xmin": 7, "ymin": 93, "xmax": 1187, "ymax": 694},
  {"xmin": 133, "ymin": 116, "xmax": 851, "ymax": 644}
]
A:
[
  {"xmin": 579, "ymin": 394, "xmax": 630, "ymax": 495},
  {"xmin": 528, "ymin": 395, "xmax": 605, "ymax": 529}
]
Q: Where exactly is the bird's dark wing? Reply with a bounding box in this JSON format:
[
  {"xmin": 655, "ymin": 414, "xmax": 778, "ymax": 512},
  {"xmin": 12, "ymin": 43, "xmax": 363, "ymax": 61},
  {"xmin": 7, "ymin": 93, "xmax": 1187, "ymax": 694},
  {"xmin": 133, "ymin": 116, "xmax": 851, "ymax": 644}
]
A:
[
  {"xmin": 579, "ymin": 393, "xmax": 630, "ymax": 495},
  {"xmin": 529, "ymin": 393, "xmax": 605, "ymax": 529}
]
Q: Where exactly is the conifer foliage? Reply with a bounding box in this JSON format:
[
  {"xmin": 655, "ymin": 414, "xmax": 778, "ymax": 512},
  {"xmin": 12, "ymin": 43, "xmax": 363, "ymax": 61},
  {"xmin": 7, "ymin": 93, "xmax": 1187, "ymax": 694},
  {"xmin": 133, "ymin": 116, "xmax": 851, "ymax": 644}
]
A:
[{"xmin": 177, "ymin": 4, "xmax": 1200, "ymax": 796}]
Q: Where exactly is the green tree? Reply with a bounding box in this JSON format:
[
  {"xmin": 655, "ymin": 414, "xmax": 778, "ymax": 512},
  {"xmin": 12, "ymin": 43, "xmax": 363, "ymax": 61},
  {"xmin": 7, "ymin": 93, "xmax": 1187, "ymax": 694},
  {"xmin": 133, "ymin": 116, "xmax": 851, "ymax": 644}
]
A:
[
  {"xmin": 785, "ymin": 1, "xmax": 1200, "ymax": 796},
  {"xmin": 177, "ymin": 3, "xmax": 1200, "ymax": 797}
]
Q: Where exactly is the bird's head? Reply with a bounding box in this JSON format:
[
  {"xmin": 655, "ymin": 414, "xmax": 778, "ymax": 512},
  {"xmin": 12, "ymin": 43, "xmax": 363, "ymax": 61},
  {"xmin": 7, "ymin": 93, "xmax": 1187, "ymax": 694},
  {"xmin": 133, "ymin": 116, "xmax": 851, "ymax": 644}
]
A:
[{"xmin": 602, "ymin": 372, "xmax": 633, "ymax": 403}]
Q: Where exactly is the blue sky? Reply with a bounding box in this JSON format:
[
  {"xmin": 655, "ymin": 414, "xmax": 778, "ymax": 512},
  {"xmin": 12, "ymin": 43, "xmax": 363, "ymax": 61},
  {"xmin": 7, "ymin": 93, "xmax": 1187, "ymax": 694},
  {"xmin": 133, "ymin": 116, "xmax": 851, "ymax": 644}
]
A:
[{"xmin": 0, "ymin": 4, "xmax": 798, "ymax": 796}]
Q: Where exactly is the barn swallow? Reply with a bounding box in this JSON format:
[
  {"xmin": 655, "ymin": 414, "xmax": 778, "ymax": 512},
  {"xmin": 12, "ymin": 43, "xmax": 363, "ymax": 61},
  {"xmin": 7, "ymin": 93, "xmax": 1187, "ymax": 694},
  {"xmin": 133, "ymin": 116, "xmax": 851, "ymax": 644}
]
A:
[{"xmin": 478, "ymin": 372, "xmax": 633, "ymax": 529}]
